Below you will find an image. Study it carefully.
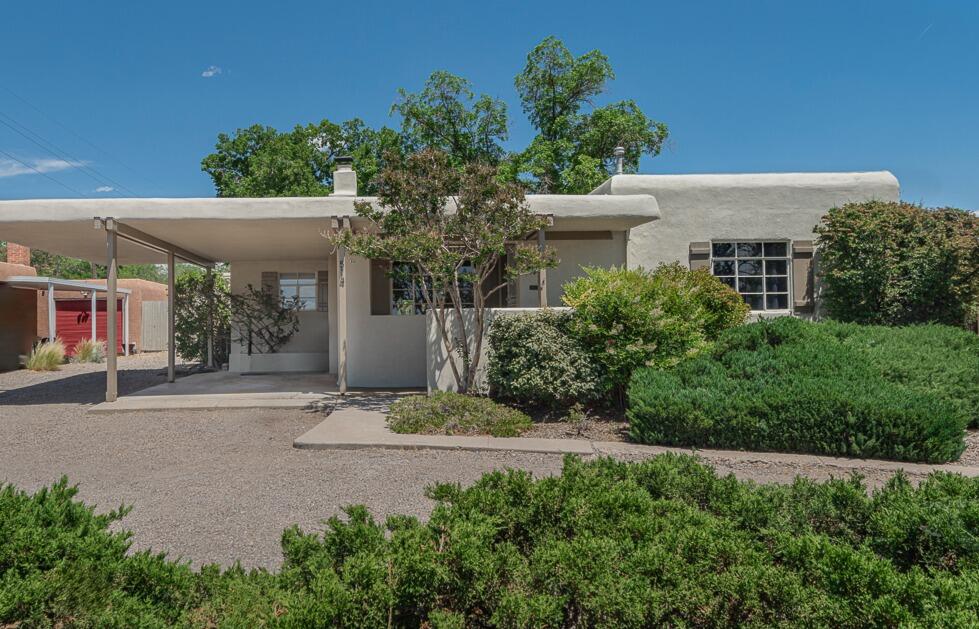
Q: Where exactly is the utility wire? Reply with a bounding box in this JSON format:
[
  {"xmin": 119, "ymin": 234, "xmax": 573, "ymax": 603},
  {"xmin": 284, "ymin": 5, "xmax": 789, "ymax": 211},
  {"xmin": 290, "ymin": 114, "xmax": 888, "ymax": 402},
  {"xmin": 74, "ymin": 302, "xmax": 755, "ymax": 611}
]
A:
[
  {"xmin": 1, "ymin": 85, "xmax": 145, "ymax": 189},
  {"xmin": 0, "ymin": 112, "xmax": 139, "ymax": 197},
  {"xmin": 0, "ymin": 147, "xmax": 89, "ymax": 197}
]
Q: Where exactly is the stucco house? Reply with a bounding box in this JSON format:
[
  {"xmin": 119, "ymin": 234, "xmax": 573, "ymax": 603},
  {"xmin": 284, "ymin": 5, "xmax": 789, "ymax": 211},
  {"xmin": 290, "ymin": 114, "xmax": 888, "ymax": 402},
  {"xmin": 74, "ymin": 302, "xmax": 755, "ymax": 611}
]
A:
[{"xmin": 0, "ymin": 164, "xmax": 899, "ymax": 398}]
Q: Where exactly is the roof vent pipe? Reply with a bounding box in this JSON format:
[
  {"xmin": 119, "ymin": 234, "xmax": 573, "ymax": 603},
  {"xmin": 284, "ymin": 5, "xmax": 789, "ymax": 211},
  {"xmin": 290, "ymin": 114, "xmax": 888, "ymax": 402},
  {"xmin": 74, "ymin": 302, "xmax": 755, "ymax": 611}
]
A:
[{"xmin": 613, "ymin": 146, "xmax": 625, "ymax": 175}]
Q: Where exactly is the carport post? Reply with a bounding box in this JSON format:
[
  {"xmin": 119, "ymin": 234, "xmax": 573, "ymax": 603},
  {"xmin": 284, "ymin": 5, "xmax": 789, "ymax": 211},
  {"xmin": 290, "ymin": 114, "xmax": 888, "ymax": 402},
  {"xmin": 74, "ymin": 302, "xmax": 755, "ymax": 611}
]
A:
[
  {"xmin": 106, "ymin": 225, "xmax": 118, "ymax": 402},
  {"xmin": 47, "ymin": 281, "xmax": 56, "ymax": 340},
  {"xmin": 337, "ymin": 243, "xmax": 348, "ymax": 395},
  {"xmin": 206, "ymin": 267, "xmax": 214, "ymax": 369},
  {"xmin": 167, "ymin": 250, "xmax": 175, "ymax": 383},
  {"xmin": 90, "ymin": 290, "xmax": 97, "ymax": 341},
  {"xmin": 123, "ymin": 293, "xmax": 130, "ymax": 356},
  {"xmin": 537, "ymin": 229, "xmax": 547, "ymax": 308}
]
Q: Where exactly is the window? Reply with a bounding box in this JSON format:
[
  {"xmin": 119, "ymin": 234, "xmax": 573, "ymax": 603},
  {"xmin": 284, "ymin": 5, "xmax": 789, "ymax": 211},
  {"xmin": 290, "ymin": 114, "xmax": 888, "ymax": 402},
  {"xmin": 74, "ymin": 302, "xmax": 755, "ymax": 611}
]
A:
[
  {"xmin": 279, "ymin": 272, "xmax": 317, "ymax": 310},
  {"xmin": 390, "ymin": 262, "xmax": 476, "ymax": 316},
  {"xmin": 711, "ymin": 241, "xmax": 791, "ymax": 311}
]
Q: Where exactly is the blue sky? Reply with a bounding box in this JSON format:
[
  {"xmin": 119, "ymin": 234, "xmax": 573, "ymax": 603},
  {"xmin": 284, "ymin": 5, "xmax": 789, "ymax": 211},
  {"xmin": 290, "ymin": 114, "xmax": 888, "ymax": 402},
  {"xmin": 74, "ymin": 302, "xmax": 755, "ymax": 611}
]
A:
[{"xmin": 1, "ymin": 0, "xmax": 976, "ymax": 209}]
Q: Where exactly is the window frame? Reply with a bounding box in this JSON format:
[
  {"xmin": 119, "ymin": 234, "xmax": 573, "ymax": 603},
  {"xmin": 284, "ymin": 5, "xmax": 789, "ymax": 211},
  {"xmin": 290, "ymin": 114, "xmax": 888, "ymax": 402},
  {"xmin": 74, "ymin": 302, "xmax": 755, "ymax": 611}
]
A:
[
  {"xmin": 389, "ymin": 261, "xmax": 477, "ymax": 316},
  {"xmin": 709, "ymin": 239, "xmax": 793, "ymax": 312},
  {"xmin": 278, "ymin": 272, "xmax": 318, "ymax": 311}
]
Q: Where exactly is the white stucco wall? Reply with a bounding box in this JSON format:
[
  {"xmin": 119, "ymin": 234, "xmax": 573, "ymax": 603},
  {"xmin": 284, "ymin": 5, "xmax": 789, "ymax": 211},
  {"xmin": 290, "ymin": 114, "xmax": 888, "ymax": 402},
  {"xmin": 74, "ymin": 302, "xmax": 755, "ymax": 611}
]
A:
[
  {"xmin": 344, "ymin": 255, "xmax": 427, "ymax": 388},
  {"xmin": 228, "ymin": 258, "xmax": 336, "ymax": 373},
  {"xmin": 593, "ymin": 172, "xmax": 900, "ymax": 270}
]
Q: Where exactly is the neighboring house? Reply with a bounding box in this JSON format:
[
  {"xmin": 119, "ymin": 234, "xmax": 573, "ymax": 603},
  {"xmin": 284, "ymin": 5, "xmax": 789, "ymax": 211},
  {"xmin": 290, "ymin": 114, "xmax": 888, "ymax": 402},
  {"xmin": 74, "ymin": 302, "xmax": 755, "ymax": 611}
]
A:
[
  {"xmin": 0, "ymin": 165, "xmax": 899, "ymax": 387},
  {"xmin": 0, "ymin": 244, "xmax": 169, "ymax": 369}
]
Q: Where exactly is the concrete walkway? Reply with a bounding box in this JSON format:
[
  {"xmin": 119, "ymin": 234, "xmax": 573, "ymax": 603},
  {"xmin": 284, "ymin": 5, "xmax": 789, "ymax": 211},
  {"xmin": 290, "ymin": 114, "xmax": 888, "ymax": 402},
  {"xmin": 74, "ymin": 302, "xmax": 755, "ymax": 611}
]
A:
[{"xmin": 294, "ymin": 407, "xmax": 979, "ymax": 477}]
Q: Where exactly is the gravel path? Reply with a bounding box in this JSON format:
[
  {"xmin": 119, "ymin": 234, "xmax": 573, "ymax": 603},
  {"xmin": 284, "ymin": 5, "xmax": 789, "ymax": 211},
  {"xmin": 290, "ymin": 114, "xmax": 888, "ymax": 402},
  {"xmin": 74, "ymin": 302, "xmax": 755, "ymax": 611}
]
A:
[{"xmin": 2, "ymin": 358, "xmax": 977, "ymax": 570}]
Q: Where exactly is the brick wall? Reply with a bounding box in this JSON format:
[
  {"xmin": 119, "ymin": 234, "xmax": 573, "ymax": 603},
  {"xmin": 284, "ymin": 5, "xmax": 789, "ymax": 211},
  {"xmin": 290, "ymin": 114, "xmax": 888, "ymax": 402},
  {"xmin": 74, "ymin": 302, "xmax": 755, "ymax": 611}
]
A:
[{"xmin": 5, "ymin": 243, "xmax": 30, "ymax": 266}]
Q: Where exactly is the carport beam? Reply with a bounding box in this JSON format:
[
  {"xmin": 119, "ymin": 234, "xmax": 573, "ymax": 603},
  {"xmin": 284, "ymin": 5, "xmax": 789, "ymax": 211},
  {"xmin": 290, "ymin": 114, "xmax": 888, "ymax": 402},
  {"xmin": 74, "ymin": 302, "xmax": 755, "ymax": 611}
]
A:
[
  {"xmin": 537, "ymin": 229, "xmax": 547, "ymax": 308},
  {"xmin": 106, "ymin": 228, "xmax": 118, "ymax": 402},
  {"xmin": 167, "ymin": 250, "xmax": 175, "ymax": 383}
]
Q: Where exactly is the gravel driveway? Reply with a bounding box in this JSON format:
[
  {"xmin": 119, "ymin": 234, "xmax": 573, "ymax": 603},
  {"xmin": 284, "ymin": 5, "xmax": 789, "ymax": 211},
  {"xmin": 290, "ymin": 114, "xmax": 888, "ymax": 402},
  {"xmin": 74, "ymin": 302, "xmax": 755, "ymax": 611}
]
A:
[{"xmin": 1, "ymin": 356, "xmax": 976, "ymax": 569}]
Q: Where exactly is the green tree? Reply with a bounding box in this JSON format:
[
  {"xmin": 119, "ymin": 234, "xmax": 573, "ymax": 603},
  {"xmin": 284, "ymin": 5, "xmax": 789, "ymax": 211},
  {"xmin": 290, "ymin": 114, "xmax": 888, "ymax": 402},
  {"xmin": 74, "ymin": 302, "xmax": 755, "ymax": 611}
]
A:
[
  {"xmin": 392, "ymin": 71, "xmax": 509, "ymax": 166},
  {"xmin": 200, "ymin": 119, "xmax": 404, "ymax": 197},
  {"xmin": 815, "ymin": 201, "xmax": 979, "ymax": 327},
  {"xmin": 512, "ymin": 36, "xmax": 669, "ymax": 193},
  {"xmin": 333, "ymin": 149, "xmax": 556, "ymax": 393}
]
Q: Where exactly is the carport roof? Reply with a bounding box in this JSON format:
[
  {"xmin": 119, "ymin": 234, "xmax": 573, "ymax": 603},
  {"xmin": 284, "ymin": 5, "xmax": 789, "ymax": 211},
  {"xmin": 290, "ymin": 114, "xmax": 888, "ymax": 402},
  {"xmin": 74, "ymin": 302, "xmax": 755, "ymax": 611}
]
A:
[
  {"xmin": 0, "ymin": 193, "xmax": 659, "ymax": 264},
  {"xmin": 1, "ymin": 276, "xmax": 133, "ymax": 294}
]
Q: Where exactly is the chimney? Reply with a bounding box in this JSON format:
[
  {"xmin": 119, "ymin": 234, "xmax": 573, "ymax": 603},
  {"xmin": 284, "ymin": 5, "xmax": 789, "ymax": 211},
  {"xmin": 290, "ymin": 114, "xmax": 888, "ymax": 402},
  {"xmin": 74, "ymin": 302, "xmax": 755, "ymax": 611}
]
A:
[
  {"xmin": 6, "ymin": 243, "xmax": 31, "ymax": 267},
  {"xmin": 331, "ymin": 156, "xmax": 357, "ymax": 196}
]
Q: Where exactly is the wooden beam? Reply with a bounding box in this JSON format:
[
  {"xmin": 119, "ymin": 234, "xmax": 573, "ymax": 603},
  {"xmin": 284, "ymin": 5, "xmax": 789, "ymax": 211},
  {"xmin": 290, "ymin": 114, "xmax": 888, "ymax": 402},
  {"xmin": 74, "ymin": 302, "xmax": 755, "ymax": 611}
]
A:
[{"xmin": 99, "ymin": 217, "xmax": 215, "ymax": 267}]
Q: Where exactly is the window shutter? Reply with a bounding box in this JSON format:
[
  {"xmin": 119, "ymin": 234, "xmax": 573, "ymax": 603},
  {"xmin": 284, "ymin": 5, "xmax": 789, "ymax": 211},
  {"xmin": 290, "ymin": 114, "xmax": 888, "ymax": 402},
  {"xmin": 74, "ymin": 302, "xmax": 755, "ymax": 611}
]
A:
[
  {"xmin": 370, "ymin": 259, "xmax": 391, "ymax": 315},
  {"xmin": 689, "ymin": 242, "xmax": 711, "ymax": 270},
  {"xmin": 792, "ymin": 240, "xmax": 815, "ymax": 313},
  {"xmin": 260, "ymin": 272, "xmax": 279, "ymax": 298},
  {"xmin": 316, "ymin": 270, "xmax": 329, "ymax": 312}
]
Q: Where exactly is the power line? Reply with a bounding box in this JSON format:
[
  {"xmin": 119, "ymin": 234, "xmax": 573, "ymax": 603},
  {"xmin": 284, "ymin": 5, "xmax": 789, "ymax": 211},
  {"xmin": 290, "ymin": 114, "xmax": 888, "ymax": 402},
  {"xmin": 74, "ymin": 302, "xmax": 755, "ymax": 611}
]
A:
[
  {"xmin": 0, "ymin": 112, "xmax": 140, "ymax": 197},
  {"xmin": 0, "ymin": 148, "xmax": 89, "ymax": 197},
  {"xmin": 1, "ymin": 85, "xmax": 145, "ymax": 188}
]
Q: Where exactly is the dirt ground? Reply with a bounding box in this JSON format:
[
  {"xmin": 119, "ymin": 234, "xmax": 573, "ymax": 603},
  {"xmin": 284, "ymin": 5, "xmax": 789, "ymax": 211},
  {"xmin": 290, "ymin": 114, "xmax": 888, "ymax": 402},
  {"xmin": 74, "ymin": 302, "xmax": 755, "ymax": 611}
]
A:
[{"xmin": 1, "ymin": 355, "xmax": 976, "ymax": 569}]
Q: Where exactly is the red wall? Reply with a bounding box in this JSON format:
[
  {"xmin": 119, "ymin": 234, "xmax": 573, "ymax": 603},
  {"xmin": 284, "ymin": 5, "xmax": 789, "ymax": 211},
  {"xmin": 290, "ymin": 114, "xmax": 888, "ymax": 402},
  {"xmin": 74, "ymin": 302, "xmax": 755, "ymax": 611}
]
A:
[{"xmin": 55, "ymin": 299, "xmax": 124, "ymax": 356}]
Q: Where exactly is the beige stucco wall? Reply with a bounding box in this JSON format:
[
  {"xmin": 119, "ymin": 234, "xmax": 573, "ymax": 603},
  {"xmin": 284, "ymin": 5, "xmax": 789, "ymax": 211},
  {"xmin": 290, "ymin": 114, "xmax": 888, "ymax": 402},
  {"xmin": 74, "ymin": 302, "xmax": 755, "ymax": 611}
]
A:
[
  {"xmin": 517, "ymin": 233, "xmax": 628, "ymax": 306},
  {"xmin": 344, "ymin": 255, "xmax": 427, "ymax": 387},
  {"xmin": 229, "ymin": 258, "xmax": 335, "ymax": 373},
  {"xmin": 597, "ymin": 172, "xmax": 900, "ymax": 271}
]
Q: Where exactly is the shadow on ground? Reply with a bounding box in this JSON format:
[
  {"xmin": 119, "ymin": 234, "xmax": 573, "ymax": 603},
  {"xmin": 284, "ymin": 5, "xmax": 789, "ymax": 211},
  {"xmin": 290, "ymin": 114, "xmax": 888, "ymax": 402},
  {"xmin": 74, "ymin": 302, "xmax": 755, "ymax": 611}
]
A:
[
  {"xmin": 308, "ymin": 392, "xmax": 413, "ymax": 415},
  {"xmin": 0, "ymin": 369, "xmax": 171, "ymax": 406}
]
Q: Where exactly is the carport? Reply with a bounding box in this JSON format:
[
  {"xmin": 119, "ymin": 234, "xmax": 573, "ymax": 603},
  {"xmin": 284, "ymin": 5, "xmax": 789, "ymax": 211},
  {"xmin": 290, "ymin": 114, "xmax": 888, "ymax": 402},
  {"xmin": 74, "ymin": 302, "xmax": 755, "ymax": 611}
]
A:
[{"xmin": 1, "ymin": 275, "xmax": 133, "ymax": 354}]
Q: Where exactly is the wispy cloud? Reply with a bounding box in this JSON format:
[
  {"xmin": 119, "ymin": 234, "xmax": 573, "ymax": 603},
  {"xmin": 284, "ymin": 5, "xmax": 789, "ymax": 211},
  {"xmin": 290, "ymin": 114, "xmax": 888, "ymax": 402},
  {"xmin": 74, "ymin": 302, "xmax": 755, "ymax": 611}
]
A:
[
  {"xmin": 201, "ymin": 65, "xmax": 222, "ymax": 78},
  {"xmin": 95, "ymin": 185, "xmax": 115, "ymax": 193},
  {"xmin": 0, "ymin": 157, "xmax": 85, "ymax": 178}
]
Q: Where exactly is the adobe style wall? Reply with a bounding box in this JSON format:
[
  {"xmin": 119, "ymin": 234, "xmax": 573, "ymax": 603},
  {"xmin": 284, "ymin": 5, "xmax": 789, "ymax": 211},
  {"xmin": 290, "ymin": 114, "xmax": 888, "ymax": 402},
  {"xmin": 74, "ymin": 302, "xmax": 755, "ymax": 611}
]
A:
[{"xmin": 0, "ymin": 262, "xmax": 39, "ymax": 371}]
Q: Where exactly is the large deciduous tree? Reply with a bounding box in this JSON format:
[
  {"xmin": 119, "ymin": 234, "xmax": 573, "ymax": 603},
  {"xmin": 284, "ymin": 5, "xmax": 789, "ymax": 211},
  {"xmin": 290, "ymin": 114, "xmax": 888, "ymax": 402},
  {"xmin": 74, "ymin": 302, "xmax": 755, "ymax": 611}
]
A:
[
  {"xmin": 816, "ymin": 201, "xmax": 979, "ymax": 327},
  {"xmin": 332, "ymin": 149, "xmax": 556, "ymax": 394},
  {"xmin": 392, "ymin": 71, "xmax": 509, "ymax": 166},
  {"xmin": 200, "ymin": 119, "xmax": 404, "ymax": 197},
  {"xmin": 510, "ymin": 36, "xmax": 669, "ymax": 193}
]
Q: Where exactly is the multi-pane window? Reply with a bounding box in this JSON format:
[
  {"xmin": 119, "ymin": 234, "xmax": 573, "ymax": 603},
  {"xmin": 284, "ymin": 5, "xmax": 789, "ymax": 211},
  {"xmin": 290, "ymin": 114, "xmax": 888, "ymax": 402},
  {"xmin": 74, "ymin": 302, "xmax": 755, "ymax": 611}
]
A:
[
  {"xmin": 279, "ymin": 272, "xmax": 317, "ymax": 310},
  {"xmin": 711, "ymin": 241, "xmax": 791, "ymax": 311},
  {"xmin": 390, "ymin": 262, "xmax": 476, "ymax": 316}
]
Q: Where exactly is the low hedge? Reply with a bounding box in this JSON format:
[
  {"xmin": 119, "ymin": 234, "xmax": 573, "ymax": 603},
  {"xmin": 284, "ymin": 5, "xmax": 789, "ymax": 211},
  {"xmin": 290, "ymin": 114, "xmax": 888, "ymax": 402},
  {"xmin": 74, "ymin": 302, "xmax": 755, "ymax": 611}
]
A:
[
  {"xmin": 387, "ymin": 391, "xmax": 533, "ymax": 437},
  {"xmin": 628, "ymin": 317, "xmax": 978, "ymax": 463},
  {"xmin": 5, "ymin": 458, "xmax": 979, "ymax": 626}
]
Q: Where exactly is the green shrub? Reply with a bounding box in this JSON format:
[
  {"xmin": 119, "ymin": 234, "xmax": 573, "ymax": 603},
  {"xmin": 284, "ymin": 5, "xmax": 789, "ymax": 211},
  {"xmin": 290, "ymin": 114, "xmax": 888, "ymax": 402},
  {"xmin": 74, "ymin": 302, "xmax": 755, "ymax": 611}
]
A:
[
  {"xmin": 25, "ymin": 339, "xmax": 65, "ymax": 371},
  {"xmin": 5, "ymin": 459, "xmax": 979, "ymax": 626},
  {"xmin": 388, "ymin": 391, "xmax": 533, "ymax": 437},
  {"xmin": 487, "ymin": 310, "xmax": 599, "ymax": 408},
  {"xmin": 71, "ymin": 338, "xmax": 106, "ymax": 364},
  {"xmin": 628, "ymin": 317, "xmax": 977, "ymax": 462},
  {"xmin": 563, "ymin": 263, "xmax": 748, "ymax": 402},
  {"xmin": 816, "ymin": 200, "xmax": 979, "ymax": 327},
  {"xmin": 174, "ymin": 267, "xmax": 231, "ymax": 367}
]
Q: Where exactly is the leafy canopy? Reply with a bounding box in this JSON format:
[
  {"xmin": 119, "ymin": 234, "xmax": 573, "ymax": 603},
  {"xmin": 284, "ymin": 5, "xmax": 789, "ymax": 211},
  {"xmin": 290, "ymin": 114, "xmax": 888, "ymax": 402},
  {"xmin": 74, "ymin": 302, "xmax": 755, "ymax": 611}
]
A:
[
  {"xmin": 511, "ymin": 36, "xmax": 669, "ymax": 193},
  {"xmin": 392, "ymin": 70, "xmax": 509, "ymax": 166},
  {"xmin": 200, "ymin": 119, "xmax": 404, "ymax": 197},
  {"xmin": 333, "ymin": 148, "xmax": 556, "ymax": 393}
]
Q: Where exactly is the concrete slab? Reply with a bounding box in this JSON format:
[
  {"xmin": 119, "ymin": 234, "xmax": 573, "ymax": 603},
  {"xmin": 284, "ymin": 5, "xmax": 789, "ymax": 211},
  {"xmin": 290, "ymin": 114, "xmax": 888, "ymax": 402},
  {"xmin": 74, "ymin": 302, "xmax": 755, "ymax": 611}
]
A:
[
  {"xmin": 294, "ymin": 408, "xmax": 595, "ymax": 455},
  {"xmin": 89, "ymin": 370, "xmax": 339, "ymax": 413}
]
